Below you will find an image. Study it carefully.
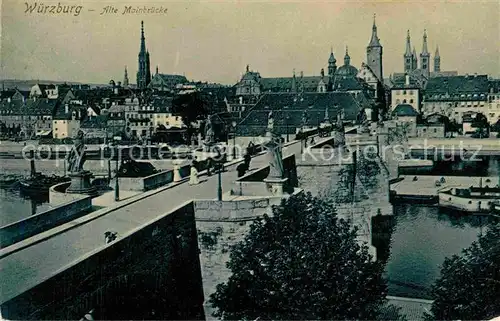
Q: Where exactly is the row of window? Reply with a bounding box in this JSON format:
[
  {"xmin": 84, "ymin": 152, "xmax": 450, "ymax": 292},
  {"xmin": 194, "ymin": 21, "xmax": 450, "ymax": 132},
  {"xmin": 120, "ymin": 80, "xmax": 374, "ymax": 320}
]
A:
[
  {"xmin": 396, "ymin": 99, "xmax": 414, "ymax": 104},
  {"xmin": 394, "ymin": 90, "xmax": 416, "ymax": 95}
]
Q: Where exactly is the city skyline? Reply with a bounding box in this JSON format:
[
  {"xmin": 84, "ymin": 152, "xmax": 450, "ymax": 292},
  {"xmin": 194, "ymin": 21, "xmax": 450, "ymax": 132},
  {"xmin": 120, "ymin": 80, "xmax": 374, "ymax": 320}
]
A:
[{"xmin": 1, "ymin": 0, "xmax": 499, "ymax": 85}]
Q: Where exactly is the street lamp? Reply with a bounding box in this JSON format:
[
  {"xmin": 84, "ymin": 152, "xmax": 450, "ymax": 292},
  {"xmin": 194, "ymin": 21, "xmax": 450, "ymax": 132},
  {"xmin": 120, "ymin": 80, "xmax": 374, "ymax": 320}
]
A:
[
  {"xmin": 285, "ymin": 115, "xmax": 290, "ymax": 142},
  {"xmin": 231, "ymin": 121, "xmax": 237, "ymax": 160},
  {"xmin": 114, "ymin": 136, "xmax": 121, "ymax": 201},
  {"xmin": 217, "ymin": 164, "xmax": 223, "ymax": 201}
]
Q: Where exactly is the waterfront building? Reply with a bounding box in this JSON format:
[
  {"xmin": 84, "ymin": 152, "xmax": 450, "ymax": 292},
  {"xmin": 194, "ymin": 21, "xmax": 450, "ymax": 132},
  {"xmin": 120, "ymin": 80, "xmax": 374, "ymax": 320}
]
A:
[
  {"xmin": 487, "ymin": 79, "xmax": 500, "ymax": 124},
  {"xmin": 52, "ymin": 104, "xmax": 85, "ymax": 139},
  {"xmin": 392, "ymin": 104, "xmax": 419, "ymax": 137},
  {"xmin": 422, "ymin": 74, "xmax": 489, "ymax": 123}
]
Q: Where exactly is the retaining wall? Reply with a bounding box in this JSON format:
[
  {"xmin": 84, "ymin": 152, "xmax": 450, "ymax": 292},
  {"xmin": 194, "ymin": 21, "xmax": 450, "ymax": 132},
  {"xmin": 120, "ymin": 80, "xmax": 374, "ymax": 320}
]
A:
[{"xmin": 0, "ymin": 196, "xmax": 92, "ymax": 248}]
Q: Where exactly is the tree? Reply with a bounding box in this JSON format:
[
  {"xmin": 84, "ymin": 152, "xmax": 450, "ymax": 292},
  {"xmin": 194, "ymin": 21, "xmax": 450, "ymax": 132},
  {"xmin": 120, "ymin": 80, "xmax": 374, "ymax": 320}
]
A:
[
  {"xmin": 427, "ymin": 223, "xmax": 500, "ymax": 320},
  {"xmin": 209, "ymin": 193, "xmax": 396, "ymax": 320}
]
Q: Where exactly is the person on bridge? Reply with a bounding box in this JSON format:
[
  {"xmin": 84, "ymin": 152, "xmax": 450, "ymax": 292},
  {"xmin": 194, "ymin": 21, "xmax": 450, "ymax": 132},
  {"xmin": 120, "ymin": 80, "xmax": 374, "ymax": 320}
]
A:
[{"xmin": 189, "ymin": 158, "xmax": 200, "ymax": 185}]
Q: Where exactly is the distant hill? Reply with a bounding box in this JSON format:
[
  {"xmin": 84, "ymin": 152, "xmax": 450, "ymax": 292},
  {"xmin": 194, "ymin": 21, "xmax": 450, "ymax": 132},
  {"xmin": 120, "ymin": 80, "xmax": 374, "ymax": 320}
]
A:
[{"xmin": 0, "ymin": 79, "xmax": 110, "ymax": 91}]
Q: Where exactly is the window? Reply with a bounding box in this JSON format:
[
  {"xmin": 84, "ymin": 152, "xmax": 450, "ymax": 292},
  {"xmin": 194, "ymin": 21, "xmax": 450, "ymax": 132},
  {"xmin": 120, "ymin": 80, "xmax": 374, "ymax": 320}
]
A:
[
  {"xmin": 410, "ymin": 99, "xmax": 414, "ymax": 103},
  {"xmin": 409, "ymin": 90, "xmax": 414, "ymax": 95},
  {"xmin": 396, "ymin": 99, "xmax": 400, "ymax": 104},
  {"xmin": 403, "ymin": 90, "xmax": 407, "ymax": 95},
  {"xmin": 403, "ymin": 99, "xmax": 407, "ymax": 103},
  {"xmin": 434, "ymin": 128, "xmax": 437, "ymax": 133}
]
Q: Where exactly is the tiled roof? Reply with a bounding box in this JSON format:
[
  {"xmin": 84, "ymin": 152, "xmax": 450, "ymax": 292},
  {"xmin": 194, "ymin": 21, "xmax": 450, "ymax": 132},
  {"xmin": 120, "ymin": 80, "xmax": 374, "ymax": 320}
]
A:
[
  {"xmin": 80, "ymin": 115, "xmax": 108, "ymax": 129},
  {"xmin": 425, "ymin": 75, "xmax": 489, "ymax": 94},
  {"xmin": 393, "ymin": 104, "xmax": 419, "ymax": 117},
  {"xmin": 237, "ymin": 92, "xmax": 361, "ymax": 136},
  {"xmin": 0, "ymin": 100, "xmax": 24, "ymax": 115},
  {"xmin": 333, "ymin": 77, "xmax": 365, "ymax": 91},
  {"xmin": 489, "ymin": 79, "xmax": 500, "ymax": 93},
  {"xmin": 157, "ymin": 74, "xmax": 188, "ymax": 83},
  {"xmin": 53, "ymin": 103, "xmax": 87, "ymax": 120},
  {"xmin": 260, "ymin": 76, "xmax": 322, "ymax": 92},
  {"xmin": 22, "ymin": 98, "xmax": 59, "ymax": 116}
]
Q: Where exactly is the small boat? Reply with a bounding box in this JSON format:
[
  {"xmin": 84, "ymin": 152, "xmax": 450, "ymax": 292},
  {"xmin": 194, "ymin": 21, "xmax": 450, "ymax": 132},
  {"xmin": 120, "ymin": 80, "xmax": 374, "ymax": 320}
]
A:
[
  {"xmin": 0, "ymin": 175, "xmax": 21, "ymax": 188},
  {"xmin": 19, "ymin": 173, "xmax": 70, "ymax": 194}
]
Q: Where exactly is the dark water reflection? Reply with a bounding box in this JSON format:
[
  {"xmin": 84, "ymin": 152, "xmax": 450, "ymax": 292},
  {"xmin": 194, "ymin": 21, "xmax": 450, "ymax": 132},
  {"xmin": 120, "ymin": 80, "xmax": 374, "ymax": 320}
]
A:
[
  {"xmin": 380, "ymin": 203, "xmax": 497, "ymax": 299},
  {"xmin": 0, "ymin": 186, "xmax": 51, "ymax": 226}
]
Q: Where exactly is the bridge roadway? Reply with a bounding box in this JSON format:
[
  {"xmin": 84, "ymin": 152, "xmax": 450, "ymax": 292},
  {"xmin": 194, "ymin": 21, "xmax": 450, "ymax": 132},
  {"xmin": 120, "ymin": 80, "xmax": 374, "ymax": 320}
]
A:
[{"xmin": 0, "ymin": 134, "xmax": 338, "ymax": 305}]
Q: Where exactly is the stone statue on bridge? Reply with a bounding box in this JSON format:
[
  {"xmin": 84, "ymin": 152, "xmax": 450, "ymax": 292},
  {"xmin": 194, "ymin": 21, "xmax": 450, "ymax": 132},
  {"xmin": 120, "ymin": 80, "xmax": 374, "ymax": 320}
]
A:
[
  {"xmin": 263, "ymin": 110, "xmax": 285, "ymax": 183},
  {"xmin": 204, "ymin": 115, "xmax": 215, "ymax": 146},
  {"xmin": 66, "ymin": 130, "xmax": 97, "ymax": 195},
  {"xmin": 67, "ymin": 130, "xmax": 86, "ymax": 173}
]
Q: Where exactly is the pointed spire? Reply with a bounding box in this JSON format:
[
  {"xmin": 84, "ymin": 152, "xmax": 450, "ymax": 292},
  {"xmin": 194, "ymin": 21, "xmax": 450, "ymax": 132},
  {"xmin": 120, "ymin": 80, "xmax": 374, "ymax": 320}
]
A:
[
  {"xmin": 140, "ymin": 21, "xmax": 146, "ymax": 53},
  {"xmin": 123, "ymin": 66, "xmax": 129, "ymax": 87},
  {"xmin": 405, "ymin": 30, "xmax": 412, "ymax": 56},
  {"xmin": 421, "ymin": 29, "xmax": 429, "ymax": 55},
  {"xmin": 435, "ymin": 45, "xmax": 440, "ymax": 58},
  {"xmin": 368, "ymin": 13, "xmax": 382, "ymax": 47},
  {"xmin": 412, "ymin": 46, "xmax": 417, "ymax": 56},
  {"xmin": 344, "ymin": 46, "xmax": 350, "ymax": 66},
  {"xmin": 328, "ymin": 47, "xmax": 336, "ymax": 64},
  {"xmin": 324, "ymin": 107, "xmax": 329, "ymax": 122}
]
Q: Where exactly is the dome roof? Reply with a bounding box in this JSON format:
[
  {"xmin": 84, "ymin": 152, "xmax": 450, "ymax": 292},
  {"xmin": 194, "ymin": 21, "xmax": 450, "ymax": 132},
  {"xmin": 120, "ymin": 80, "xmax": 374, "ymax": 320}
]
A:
[{"xmin": 335, "ymin": 65, "xmax": 358, "ymax": 78}]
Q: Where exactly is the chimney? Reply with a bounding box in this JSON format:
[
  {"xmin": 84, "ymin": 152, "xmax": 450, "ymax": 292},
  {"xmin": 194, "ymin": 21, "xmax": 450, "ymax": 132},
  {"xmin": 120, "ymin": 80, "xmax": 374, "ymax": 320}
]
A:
[
  {"xmin": 405, "ymin": 74, "xmax": 410, "ymax": 86},
  {"xmin": 65, "ymin": 104, "xmax": 69, "ymax": 114}
]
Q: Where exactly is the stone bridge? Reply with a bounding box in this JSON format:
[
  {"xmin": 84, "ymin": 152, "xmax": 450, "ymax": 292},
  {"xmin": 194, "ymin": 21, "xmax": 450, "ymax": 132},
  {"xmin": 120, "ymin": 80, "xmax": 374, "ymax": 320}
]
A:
[{"xmin": 0, "ymin": 129, "xmax": 392, "ymax": 320}]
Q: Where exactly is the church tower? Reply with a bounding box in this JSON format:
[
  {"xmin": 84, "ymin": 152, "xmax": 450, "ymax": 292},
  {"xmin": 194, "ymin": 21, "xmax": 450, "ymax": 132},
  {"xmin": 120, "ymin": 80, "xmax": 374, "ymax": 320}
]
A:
[
  {"xmin": 420, "ymin": 29, "xmax": 430, "ymax": 77},
  {"xmin": 412, "ymin": 47, "xmax": 418, "ymax": 71},
  {"xmin": 137, "ymin": 21, "xmax": 151, "ymax": 90},
  {"xmin": 434, "ymin": 46, "xmax": 441, "ymax": 72},
  {"xmin": 366, "ymin": 14, "xmax": 383, "ymax": 81},
  {"xmin": 404, "ymin": 30, "xmax": 413, "ymax": 73},
  {"xmin": 328, "ymin": 48, "xmax": 337, "ymax": 77},
  {"xmin": 327, "ymin": 48, "xmax": 337, "ymax": 91},
  {"xmin": 123, "ymin": 66, "xmax": 129, "ymax": 87}
]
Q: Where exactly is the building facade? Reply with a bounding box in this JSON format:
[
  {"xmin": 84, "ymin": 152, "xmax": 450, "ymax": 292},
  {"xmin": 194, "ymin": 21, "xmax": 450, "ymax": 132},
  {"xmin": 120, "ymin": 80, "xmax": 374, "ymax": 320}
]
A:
[{"xmin": 422, "ymin": 75, "xmax": 489, "ymax": 123}]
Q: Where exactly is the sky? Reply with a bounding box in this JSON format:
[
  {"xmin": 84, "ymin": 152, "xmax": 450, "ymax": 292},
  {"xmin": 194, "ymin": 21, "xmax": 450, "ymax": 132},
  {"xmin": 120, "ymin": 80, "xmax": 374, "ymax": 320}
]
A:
[{"xmin": 1, "ymin": 0, "xmax": 499, "ymax": 85}]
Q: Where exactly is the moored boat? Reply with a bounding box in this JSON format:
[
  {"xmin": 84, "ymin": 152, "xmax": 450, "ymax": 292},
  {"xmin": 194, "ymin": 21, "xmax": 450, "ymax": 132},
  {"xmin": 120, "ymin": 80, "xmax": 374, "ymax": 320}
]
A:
[
  {"xmin": 438, "ymin": 186, "xmax": 500, "ymax": 213},
  {"xmin": 19, "ymin": 173, "xmax": 71, "ymax": 194}
]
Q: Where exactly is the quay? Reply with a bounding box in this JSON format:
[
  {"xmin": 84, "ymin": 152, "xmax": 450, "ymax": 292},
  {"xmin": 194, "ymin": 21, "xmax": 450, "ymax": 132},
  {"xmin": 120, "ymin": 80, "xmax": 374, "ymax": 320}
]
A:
[{"xmin": 390, "ymin": 175, "xmax": 500, "ymax": 202}]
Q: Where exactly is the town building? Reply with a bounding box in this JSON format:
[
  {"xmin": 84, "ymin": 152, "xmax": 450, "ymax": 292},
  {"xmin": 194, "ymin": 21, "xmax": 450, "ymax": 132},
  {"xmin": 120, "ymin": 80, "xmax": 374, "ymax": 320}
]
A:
[
  {"xmin": 148, "ymin": 67, "xmax": 188, "ymax": 92},
  {"xmin": 486, "ymin": 79, "xmax": 500, "ymax": 124},
  {"xmin": 390, "ymin": 74, "xmax": 421, "ymax": 112}
]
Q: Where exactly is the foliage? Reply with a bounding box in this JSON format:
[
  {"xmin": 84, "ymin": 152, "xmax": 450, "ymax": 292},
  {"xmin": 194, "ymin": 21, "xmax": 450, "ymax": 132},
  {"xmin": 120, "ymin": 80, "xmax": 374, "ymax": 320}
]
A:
[
  {"xmin": 209, "ymin": 193, "xmax": 393, "ymax": 320},
  {"xmin": 426, "ymin": 223, "xmax": 500, "ymax": 320},
  {"xmin": 491, "ymin": 119, "xmax": 500, "ymax": 133},
  {"xmin": 171, "ymin": 92, "xmax": 209, "ymax": 128},
  {"xmin": 471, "ymin": 113, "xmax": 489, "ymax": 134}
]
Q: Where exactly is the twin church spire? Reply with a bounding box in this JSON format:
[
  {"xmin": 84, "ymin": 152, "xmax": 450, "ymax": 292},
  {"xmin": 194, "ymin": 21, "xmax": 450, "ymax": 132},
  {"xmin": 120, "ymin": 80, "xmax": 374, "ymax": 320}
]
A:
[{"xmin": 404, "ymin": 29, "xmax": 440, "ymax": 75}]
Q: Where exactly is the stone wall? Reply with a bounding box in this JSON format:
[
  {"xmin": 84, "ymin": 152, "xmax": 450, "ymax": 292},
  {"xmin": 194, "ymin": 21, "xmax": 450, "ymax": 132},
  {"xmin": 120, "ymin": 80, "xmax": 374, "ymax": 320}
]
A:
[
  {"xmin": 0, "ymin": 202, "xmax": 204, "ymax": 320},
  {"xmin": 194, "ymin": 196, "xmax": 293, "ymax": 320},
  {"xmin": 49, "ymin": 181, "xmax": 88, "ymax": 206},
  {"xmin": 0, "ymin": 196, "xmax": 93, "ymax": 248},
  {"xmin": 118, "ymin": 170, "xmax": 174, "ymax": 192}
]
